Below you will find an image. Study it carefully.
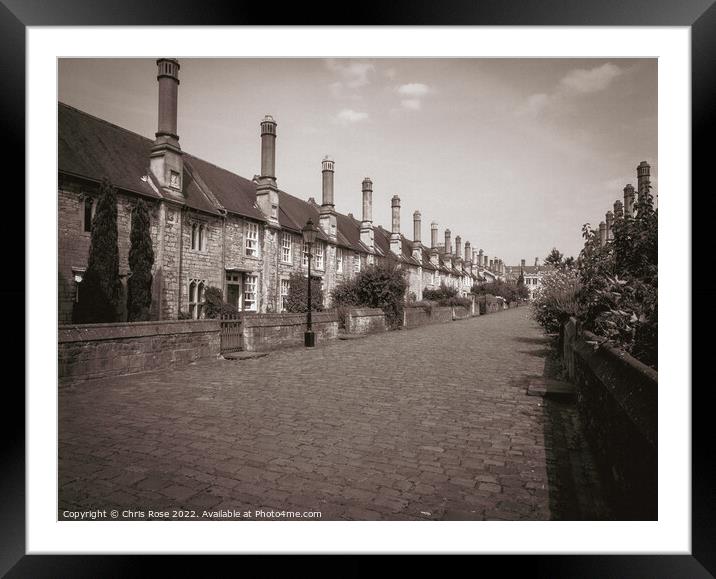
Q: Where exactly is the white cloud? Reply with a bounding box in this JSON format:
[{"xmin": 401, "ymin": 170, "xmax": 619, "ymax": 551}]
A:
[
  {"xmin": 560, "ymin": 63, "xmax": 622, "ymax": 94},
  {"xmin": 325, "ymin": 59, "xmax": 375, "ymax": 88},
  {"xmin": 397, "ymin": 83, "xmax": 430, "ymax": 97},
  {"xmin": 384, "ymin": 67, "xmax": 397, "ymax": 80},
  {"xmin": 517, "ymin": 63, "xmax": 624, "ymax": 117},
  {"xmin": 400, "ymin": 99, "xmax": 421, "ymax": 111},
  {"xmin": 336, "ymin": 109, "xmax": 369, "ymax": 124},
  {"xmin": 517, "ymin": 93, "xmax": 550, "ymax": 117}
]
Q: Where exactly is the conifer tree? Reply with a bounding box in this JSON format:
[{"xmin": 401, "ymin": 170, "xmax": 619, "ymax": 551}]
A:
[
  {"xmin": 73, "ymin": 178, "xmax": 122, "ymax": 323},
  {"xmin": 127, "ymin": 198, "xmax": 154, "ymax": 321}
]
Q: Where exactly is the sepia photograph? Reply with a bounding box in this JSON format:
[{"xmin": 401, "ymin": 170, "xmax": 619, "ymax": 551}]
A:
[{"xmin": 56, "ymin": 56, "xmax": 658, "ymax": 524}]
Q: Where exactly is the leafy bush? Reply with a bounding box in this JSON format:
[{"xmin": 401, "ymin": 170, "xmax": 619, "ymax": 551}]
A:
[
  {"xmin": 284, "ymin": 272, "xmax": 325, "ymax": 313},
  {"xmin": 331, "ymin": 262, "xmax": 408, "ymax": 329},
  {"xmin": 576, "ymin": 187, "xmax": 657, "ymax": 368},
  {"xmin": 178, "ymin": 310, "xmax": 192, "ymax": 320},
  {"xmin": 423, "ymin": 284, "xmax": 458, "ymax": 302},
  {"xmin": 443, "ymin": 296, "xmax": 472, "ymax": 309},
  {"xmin": 532, "ymin": 268, "xmax": 581, "ymax": 334},
  {"xmin": 203, "ymin": 286, "xmax": 239, "ymax": 318},
  {"xmin": 471, "ymin": 280, "xmax": 524, "ymax": 304}
]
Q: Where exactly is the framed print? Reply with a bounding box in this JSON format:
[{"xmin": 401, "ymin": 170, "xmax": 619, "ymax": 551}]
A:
[{"xmin": 6, "ymin": 0, "xmax": 710, "ymax": 575}]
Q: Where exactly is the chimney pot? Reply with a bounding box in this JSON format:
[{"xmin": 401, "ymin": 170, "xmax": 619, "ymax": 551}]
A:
[
  {"xmin": 259, "ymin": 114, "xmax": 277, "ymax": 180},
  {"xmin": 430, "ymin": 221, "xmax": 438, "ymax": 249},
  {"xmin": 413, "ymin": 210, "xmax": 421, "ymax": 243},
  {"xmin": 623, "ymin": 183, "xmax": 636, "ymax": 217}
]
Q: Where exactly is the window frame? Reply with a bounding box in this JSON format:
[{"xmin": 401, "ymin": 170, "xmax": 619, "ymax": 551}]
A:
[
  {"xmin": 280, "ymin": 278, "xmax": 290, "ymax": 312},
  {"xmin": 243, "ymin": 274, "xmax": 258, "ymax": 311},
  {"xmin": 281, "ymin": 232, "xmax": 292, "ymax": 263},
  {"xmin": 188, "ymin": 278, "xmax": 207, "ymax": 319},
  {"xmin": 245, "ymin": 221, "xmax": 259, "ymax": 257},
  {"xmin": 336, "ymin": 247, "xmax": 343, "ymax": 273},
  {"xmin": 314, "ymin": 241, "xmax": 324, "ymax": 270}
]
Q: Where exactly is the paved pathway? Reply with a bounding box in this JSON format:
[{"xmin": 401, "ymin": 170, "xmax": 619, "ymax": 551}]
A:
[{"xmin": 59, "ymin": 307, "xmax": 608, "ymax": 521}]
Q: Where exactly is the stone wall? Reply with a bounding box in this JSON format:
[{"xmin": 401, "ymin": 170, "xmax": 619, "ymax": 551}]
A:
[
  {"xmin": 562, "ymin": 318, "xmax": 657, "ymax": 520},
  {"xmin": 346, "ymin": 308, "xmax": 386, "ymax": 334},
  {"xmin": 452, "ymin": 306, "xmax": 470, "ymax": 320},
  {"xmin": 58, "ymin": 319, "xmax": 220, "ymax": 383},
  {"xmin": 241, "ymin": 311, "xmax": 338, "ymax": 351},
  {"xmin": 403, "ymin": 306, "xmax": 453, "ymax": 328}
]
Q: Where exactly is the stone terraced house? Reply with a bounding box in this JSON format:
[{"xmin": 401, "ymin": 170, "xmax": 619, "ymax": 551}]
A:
[{"xmin": 58, "ymin": 59, "xmax": 502, "ymax": 323}]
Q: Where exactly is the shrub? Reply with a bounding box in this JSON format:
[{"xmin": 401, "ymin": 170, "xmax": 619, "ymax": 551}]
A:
[
  {"xmin": 331, "ymin": 262, "xmax": 408, "ymax": 329},
  {"xmin": 284, "ymin": 272, "xmax": 324, "ymax": 313},
  {"xmin": 178, "ymin": 310, "xmax": 192, "ymax": 320},
  {"xmin": 443, "ymin": 296, "xmax": 472, "ymax": 309},
  {"xmin": 126, "ymin": 199, "xmax": 154, "ymax": 322},
  {"xmin": 576, "ymin": 187, "xmax": 657, "ymax": 368},
  {"xmin": 203, "ymin": 286, "xmax": 239, "ymax": 318},
  {"xmin": 532, "ymin": 268, "xmax": 581, "ymax": 334},
  {"xmin": 471, "ymin": 280, "xmax": 523, "ymax": 304},
  {"xmin": 423, "ymin": 284, "xmax": 458, "ymax": 302},
  {"xmin": 73, "ymin": 178, "xmax": 122, "ymax": 323}
]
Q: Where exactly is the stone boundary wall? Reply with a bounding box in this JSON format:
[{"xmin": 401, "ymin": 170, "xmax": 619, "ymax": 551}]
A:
[
  {"xmin": 242, "ymin": 311, "xmax": 338, "ymax": 351},
  {"xmin": 562, "ymin": 317, "xmax": 657, "ymax": 519},
  {"xmin": 58, "ymin": 320, "xmax": 221, "ymax": 383},
  {"xmin": 346, "ymin": 308, "xmax": 386, "ymax": 335},
  {"xmin": 403, "ymin": 306, "xmax": 453, "ymax": 328},
  {"xmin": 452, "ymin": 306, "xmax": 471, "ymax": 320}
]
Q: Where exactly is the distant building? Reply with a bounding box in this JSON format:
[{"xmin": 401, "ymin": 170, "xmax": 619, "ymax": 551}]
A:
[{"xmin": 505, "ymin": 258, "xmax": 551, "ymax": 300}]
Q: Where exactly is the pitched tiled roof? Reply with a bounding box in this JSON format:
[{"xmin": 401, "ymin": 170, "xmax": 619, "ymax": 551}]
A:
[
  {"xmin": 421, "ymin": 247, "xmax": 437, "ymax": 270},
  {"xmin": 183, "ymin": 154, "xmax": 264, "ymax": 220},
  {"xmin": 59, "ymin": 102, "xmax": 161, "ymax": 200}
]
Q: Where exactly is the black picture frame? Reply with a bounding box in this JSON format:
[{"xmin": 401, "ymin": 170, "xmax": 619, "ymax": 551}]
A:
[{"xmin": 6, "ymin": 0, "xmax": 708, "ymax": 575}]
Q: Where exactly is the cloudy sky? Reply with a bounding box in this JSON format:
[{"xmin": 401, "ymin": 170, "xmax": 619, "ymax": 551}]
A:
[{"xmin": 58, "ymin": 58, "xmax": 657, "ymax": 264}]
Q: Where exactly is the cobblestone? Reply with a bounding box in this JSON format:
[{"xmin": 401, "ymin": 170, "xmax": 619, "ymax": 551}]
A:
[{"xmin": 59, "ymin": 307, "xmax": 609, "ymax": 520}]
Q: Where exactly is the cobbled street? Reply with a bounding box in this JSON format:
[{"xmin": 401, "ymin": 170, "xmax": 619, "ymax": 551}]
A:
[{"xmin": 59, "ymin": 307, "xmax": 608, "ymax": 521}]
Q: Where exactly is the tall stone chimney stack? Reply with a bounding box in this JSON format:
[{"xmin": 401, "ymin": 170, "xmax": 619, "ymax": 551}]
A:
[
  {"xmin": 614, "ymin": 199, "xmax": 624, "ymax": 219},
  {"xmin": 390, "ymin": 195, "xmax": 402, "ymax": 255},
  {"xmin": 321, "ymin": 156, "xmax": 335, "ymax": 209},
  {"xmin": 150, "ymin": 58, "xmax": 183, "ymax": 195},
  {"xmin": 255, "ymin": 114, "xmax": 280, "ymax": 226},
  {"xmin": 319, "ymin": 156, "xmax": 337, "ymax": 238},
  {"xmin": 623, "ymin": 184, "xmax": 636, "ymax": 218},
  {"xmin": 521, "ymin": 259, "xmax": 526, "ymax": 268},
  {"xmin": 455, "ymin": 236, "xmax": 462, "ymax": 260},
  {"xmin": 478, "ymin": 249, "xmax": 484, "ymax": 268},
  {"xmin": 429, "ymin": 222, "xmax": 439, "ymax": 266},
  {"xmin": 599, "ymin": 221, "xmax": 607, "ymax": 246},
  {"xmin": 489, "ymin": 259, "xmax": 494, "ymax": 270},
  {"xmin": 637, "ymin": 161, "xmax": 651, "ymax": 198},
  {"xmin": 411, "ymin": 211, "xmax": 423, "ymax": 262},
  {"xmin": 606, "ymin": 210, "xmax": 614, "ymax": 240},
  {"xmin": 360, "ymin": 177, "xmax": 374, "ymax": 253},
  {"xmin": 464, "ymin": 241, "xmax": 471, "ymax": 263},
  {"xmin": 413, "ymin": 211, "xmax": 422, "ymax": 244},
  {"xmin": 260, "ymin": 115, "xmax": 277, "ymax": 182},
  {"xmin": 443, "ymin": 229, "xmax": 452, "ymax": 269}
]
